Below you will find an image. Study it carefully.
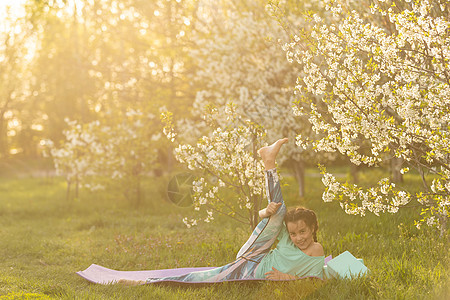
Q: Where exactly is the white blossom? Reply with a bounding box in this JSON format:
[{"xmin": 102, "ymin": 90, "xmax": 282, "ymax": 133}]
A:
[
  {"xmin": 162, "ymin": 104, "xmax": 267, "ymax": 228},
  {"xmin": 281, "ymin": 0, "xmax": 450, "ymax": 231}
]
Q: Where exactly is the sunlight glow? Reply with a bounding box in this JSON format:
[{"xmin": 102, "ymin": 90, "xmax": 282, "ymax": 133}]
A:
[
  {"xmin": 9, "ymin": 148, "xmax": 21, "ymax": 155},
  {"xmin": 0, "ymin": 0, "xmax": 27, "ymax": 19},
  {"xmin": 31, "ymin": 124, "xmax": 44, "ymax": 131}
]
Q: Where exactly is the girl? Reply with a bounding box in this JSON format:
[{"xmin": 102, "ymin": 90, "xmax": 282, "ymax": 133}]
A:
[{"xmin": 120, "ymin": 138, "xmax": 324, "ymax": 285}]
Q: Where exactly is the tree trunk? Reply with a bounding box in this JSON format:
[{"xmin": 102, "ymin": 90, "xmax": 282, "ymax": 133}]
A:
[
  {"xmin": 350, "ymin": 163, "xmax": 359, "ymax": 184},
  {"xmin": 391, "ymin": 157, "xmax": 403, "ymax": 183},
  {"xmin": 75, "ymin": 177, "xmax": 79, "ymax": 198},
  {"xmin": 66, "ymin": 180, "xmax": 71, "ymax": 201},
  {"xmin": 135, "ymin": 176, "xmax": 141, "ymax": 207},
  {"xmin": 167, "ymin": 148, "xmax": 174, "ymax": 174},
  {"xmin": 292, "ymin": 160, "xmax": 305, "ymax": 198},
  {"xmin": 251, "ymin": 137, "xmax": 260, "ymax": 229},
  {"xmin": 250, "ymin": 195, "xmax": 259, "ymax": 229},
  {"xmin": 0, "ymin": 115, "xmax": 7, "ymax": 158},
  {"xmin": 438, "ymin": 213, "xmax": 447, "ymax": 239}
]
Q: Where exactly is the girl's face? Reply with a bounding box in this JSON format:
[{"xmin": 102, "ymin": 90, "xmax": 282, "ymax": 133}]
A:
[{"xmin": 286, "ymin": 219, "xmax": 315, "ymax": 251}]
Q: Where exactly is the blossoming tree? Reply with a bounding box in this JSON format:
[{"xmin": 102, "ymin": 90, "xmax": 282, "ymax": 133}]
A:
[
  {"xmin": 48, "ymin": 109, "xmax": 161, "ymax": 204},
  {"xmin": 277, "ymin": 0, "xmax": 449, "ymax": 236},
  {"xmin": 162, "ymin": 104, "xmax": 267, "ymax": 229},
  {"xmin": 189, "ymin": 0, "xmax": 335, "ymax": 197}
]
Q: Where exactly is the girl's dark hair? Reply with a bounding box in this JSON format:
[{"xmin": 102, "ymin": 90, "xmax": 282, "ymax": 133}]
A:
[{"xmin": 284, "ymin": 207, "xmax": 319, "ymax": 242}]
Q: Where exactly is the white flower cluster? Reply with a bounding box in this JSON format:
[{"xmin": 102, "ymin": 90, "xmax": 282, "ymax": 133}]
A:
[
  {"xmin": 190, "ymin": 0, "xmax": 332, "ymax": 181},
  {"xmin": 163, "ymin": 104, "xmax": 267, "ymax": 228},
  {"xmin": 48, "ymin": 109, "xmax": 159, "ymax": 200},
  {"xmin": 284, "ymin": 0, "xmax": 449, "ymax": 230},
  {"xmin": 182, "ymin": 210, "xmax": 213, "ymax": 228},
  {"xmin": 49, "ymin": 119, "xmax": 104, "ymax": 184},
  {"xmin": 321, "ymin": 165, "xmax": 411, "ymax": 217}
]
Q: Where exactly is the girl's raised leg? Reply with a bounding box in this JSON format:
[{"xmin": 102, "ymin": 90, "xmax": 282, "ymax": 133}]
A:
[
  {"xmin": 234, "ymin": 138, "xmax": 289, "ymax": 261},
  {"xmin": 141, "ymin": 139, "xmax": 289, "ymax": 284}
]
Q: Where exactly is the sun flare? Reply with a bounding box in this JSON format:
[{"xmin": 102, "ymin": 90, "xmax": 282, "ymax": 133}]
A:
[{"xmin": 0, "ymin": 0, "xmax": 27, "ymax": 19}]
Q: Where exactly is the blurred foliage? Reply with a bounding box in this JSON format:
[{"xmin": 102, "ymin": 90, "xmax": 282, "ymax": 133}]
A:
[{"xmin": 0, "ymin": 0, "xmax": 202, "ymax": 160}]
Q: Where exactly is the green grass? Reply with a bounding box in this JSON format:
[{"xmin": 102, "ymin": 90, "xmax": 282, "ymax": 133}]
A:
[{"xmin": 0, "ymin": 168, "xmax": 448, "ymax": 299}]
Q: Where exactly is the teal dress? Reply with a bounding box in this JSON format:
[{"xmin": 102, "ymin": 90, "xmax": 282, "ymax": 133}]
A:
[{"xmin": 255, "ymin": 226, "xmax": 324, "ymax": 279}]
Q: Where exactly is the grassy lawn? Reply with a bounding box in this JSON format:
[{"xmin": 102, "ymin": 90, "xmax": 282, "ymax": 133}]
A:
[{"xmin": 0, "ymin": 168, "xmax": 448, "ymax": 299}]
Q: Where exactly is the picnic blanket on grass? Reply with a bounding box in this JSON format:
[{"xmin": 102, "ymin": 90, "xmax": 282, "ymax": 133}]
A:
[
  {"xmin": 77, "ymin": 253, "xmax": 368, "ymax": 285},
  {"xmin": 76, "ymin": 262, "xmax": 328, "ymax": 285}
]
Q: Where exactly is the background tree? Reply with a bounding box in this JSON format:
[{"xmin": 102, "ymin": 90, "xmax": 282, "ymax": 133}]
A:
[
  {"xmin": 0, "ymin": 0, "xmax": 204, "ymax": 180},
  {"xmin": 189, "ymin": 0, "xmax": 335, "ymax": 197},
  {"xmin": 276, "ymin": 0, "xmax": 449, "ymax": 236},
  {"xmin": 162, "ymin": 104, "xmax": 267, "ymax": 229},
  {"xmin": 27, "ymin": 1, "xmax": 96, "ymax": 145},
  {"xmin": 48, "ymin": 108, "xmax": 160, "ymax": 203},
  {"xmin": 0, "ymin": 8, "xmax": 30, "ymax": 158}
]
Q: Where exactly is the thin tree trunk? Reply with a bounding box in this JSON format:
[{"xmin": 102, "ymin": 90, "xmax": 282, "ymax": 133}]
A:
[
  {"xmin": 136, "ymin": 176, "xmax": 141, "ymax": 207},
  {"xmin": 0, "ymin": 117, "xmax": 7, "ymax": 157},
  {"xmin": 167, "ymin": 148, "xmax": 174, "ymax": 174},
  {"xmin": 0, "ymin": 88, "xmax": 13, "ymax": 158},
  {"xmin": 350, "ymin": 163, "xmax": 359, "ymax": 184},
  {"xmin": 251, "ymin": 135, "xmax": 260, "ymax": 229},
  {"xmin": 438, "ymin": 213, "xmax": 447, "ymax": 239},
  {"xmin": 66, "ymin": 180, "xmax": 71, "ymax": 201},
  {"xmin": 292, "ymin": 160, "xmax": 305, "ymax": 198},
  {"xmin": 75, "ymin": 177, "xmax": 79, "ymax": 198},
  {"xmin": 250, "ymin": 204, "xmax": 257, "ymax": 229},
  {"xmin": 391, "ymin": 157, "xmax": 403, "ymax": 183}
]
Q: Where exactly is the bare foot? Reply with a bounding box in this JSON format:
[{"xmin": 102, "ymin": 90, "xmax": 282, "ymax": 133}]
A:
[
  {"xmin": 258, "ymin": 138, "xmax": 288, "ymax": 169},
  {"xmin": 117, "ymin": 279, "xmax": 146, "ymax": 286}
]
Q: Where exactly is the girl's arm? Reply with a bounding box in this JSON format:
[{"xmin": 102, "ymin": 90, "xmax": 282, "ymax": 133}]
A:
[
  {"xmin": 264, "ymin": 267, "xmax": 297, "ymax": 280},
  {"xmin": 259, "ymin": 202, "xmax": 282, "ymax": 219}
]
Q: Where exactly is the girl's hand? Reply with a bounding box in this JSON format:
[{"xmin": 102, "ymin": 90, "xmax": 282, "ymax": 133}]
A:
[
  {"xmin": 266, "ymin": 202, "xmax": 282, "ymax": 216},
  {"xmin": 259, "ymin": 202, "xmax": 282, "ymax": 218},
  {"xmin": 264, "ymin": 267, "xmax": 295, "ymax": 280}
]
